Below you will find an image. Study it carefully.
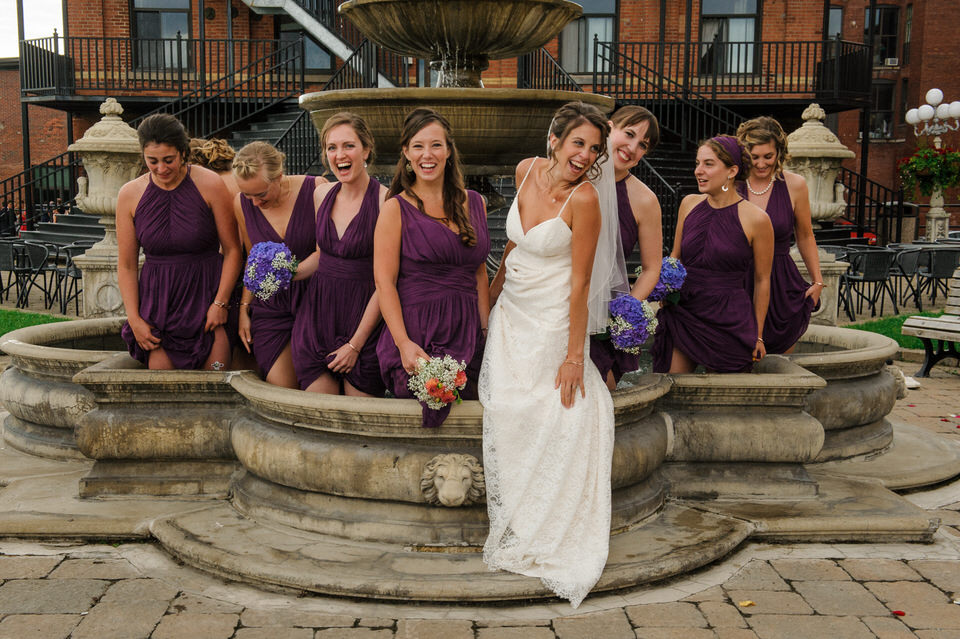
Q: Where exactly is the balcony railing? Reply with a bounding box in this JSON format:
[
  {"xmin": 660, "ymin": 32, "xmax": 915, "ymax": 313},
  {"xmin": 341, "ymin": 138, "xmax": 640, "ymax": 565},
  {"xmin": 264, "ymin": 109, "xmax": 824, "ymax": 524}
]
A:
[
  {"xmin": 838, "ymin": 166, "xmax": 905, "ymax": 244},
  {"xmin": 20, "ymin": 35, "xmax": 297, "ymax": 98},
  {"xmin": 592, "ymin": 38, "xmax": 871, "ymax": 104},
  {"xmin": 517, "ymin": 47, "xmax": 582, "ymax": 92}
]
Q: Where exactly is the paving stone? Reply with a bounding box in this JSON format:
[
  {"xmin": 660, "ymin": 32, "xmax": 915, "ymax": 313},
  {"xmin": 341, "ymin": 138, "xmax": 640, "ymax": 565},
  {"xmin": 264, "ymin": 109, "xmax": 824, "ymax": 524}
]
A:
[
  {"xmin": 241, "ymin": 610, "xmax": 356, "ymax": 628},
  {"xmin": 358, "ymin": 618, "xmax": 396, "ymax": 628},
  {"xmin": 747, "ymin": 614, "xmax": 875, "ymax": 639},
  {"xmin": 723, "ymin": 562, "xmax": 790, "ymax": 591},
  {"xmin": 315, "ymin": 630, "xmax": 394, "ymax": 638},
  {"xmin": 48, "ymin": 558, "xmax": 140, "ymax": 580},
  {"xmin": 234, "ymin": 628, "xmax": 314, "ymax": 639},
  {"xmin": 100, "ymin": 579, "xmax": 180, "ymax": 603},
  {"xmin": 150, "ymin": 613, "xmax": 239, "ymax": 639},
  {"xmin": 477, "ymin": 627, "xmax": 556, "ymax": 639},
  {"xmin": 624, "ymin": 602, "xmax": 708, "ymax": 628},
  {"xmin": 791, "ymin": 580, "xmax": 888, "ymax": 616},
  {"xmin": 475, "ymin": 618, "xmax": 552, "ymax": 627},
  {"xmin": 839, "ymin": 559, "xmax": 923, "ymax": 582},
  {"xmin": 554, "ymin": 609, "xmax": 635, "ymax": 639},
  {"xmin": 395, "ymin": 618, "xmax": 473, "ymax": 639},
  {"xmin": 0, "ymin": 556, "xmax": 61, "ymax": 579},
  {"xmin": 71, "ymin": 601, "xmax": 168, "ymax": 639},
  {"xmin": 893, "ymin": 603, "xmax": 960, "ymax": 630},
  {"xmin": 909, "ymin": 561, "xmax": 960, "ymax": 594},
  {"xmin": 698, "ymin": 601, "xmax": 748, "ymax": 628},
  {"xmin": 167, "ymin": 594, "xmax": 244, "ymax": 614},
  {"xmin": 866, "ymin": 580, "xmax": 952, "ymax": 606},
  {"xmin": 723, "ymin": 591, "xmax": 813, "ymax": 616},
  {"xmin": 683, "ymin": 585, "xmax": 728, "ymax": 602},
  {"xmin": 915, "ymin": 631, "xmax": 960, "ymax": 639},
  {"xmin": 714, "ymin": 629, "xmax": 760, "ymax": 639},
  {"xmin": 0, "ymin": 614, "xmax": 80, "ymax": 639},
  {"xmin": 861, "ymin": 615, "xmax": 919, "ymax": 639},
  {"xmin": 634, "ymin": 630, "xmax": 714, "ymax": 639},
  {"xmin": 769, "ymin": 559, "xmax": 850, "ymax": 582},
  {"xmin": 0, "ymin": 579, "xmax": 109, "ymax": 613}
]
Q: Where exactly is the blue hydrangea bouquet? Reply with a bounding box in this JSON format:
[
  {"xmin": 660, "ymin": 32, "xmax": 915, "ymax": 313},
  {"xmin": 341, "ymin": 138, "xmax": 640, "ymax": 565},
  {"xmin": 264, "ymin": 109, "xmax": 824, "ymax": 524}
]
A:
[
  {"xmin": 243, "ymin": 241, "xmax": 298, "ymax": 302},
  {"xmin": 607, "ymin": 294, "xmax": 659, "ymax": 354},
  {"xmin": 643, "ymin": 256, "xmax": 687, "ymax": 303}
]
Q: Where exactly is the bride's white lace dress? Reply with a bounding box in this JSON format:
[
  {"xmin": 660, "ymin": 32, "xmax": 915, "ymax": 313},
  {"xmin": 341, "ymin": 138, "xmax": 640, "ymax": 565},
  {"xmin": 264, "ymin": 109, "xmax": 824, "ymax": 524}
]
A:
[{"xmin": 478, "ymin": 164, "xmax": 615, "ymax": 608}]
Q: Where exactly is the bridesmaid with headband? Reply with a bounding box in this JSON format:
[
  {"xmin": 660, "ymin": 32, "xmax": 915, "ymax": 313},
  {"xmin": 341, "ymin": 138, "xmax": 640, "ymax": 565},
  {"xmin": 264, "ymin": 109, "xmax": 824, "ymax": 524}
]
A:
[{"xmin": 651, "ymin": 135, "xmax": 773, "ymax": 373}]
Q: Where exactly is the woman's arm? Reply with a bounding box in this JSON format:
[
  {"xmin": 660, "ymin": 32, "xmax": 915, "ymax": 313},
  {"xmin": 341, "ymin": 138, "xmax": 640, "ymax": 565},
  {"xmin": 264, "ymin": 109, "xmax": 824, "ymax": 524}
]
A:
[
  {"xmin": 629, "ymin": 178, "xmax": 663, "ymax": 300},
  {"xmin": 489, "ymin": 241, "xmax": 515, "ymax": 306},
  {"xmin": 116, "ymin": 179, "xmax": 160, "ymax": 351},
  {"xmin": 475, "ymin": 196, "xmax": 491, "ymax": 330},
  {"xmin": 785, "ymin": 171, "xmax": 825, "ymax": 305},
  {"xmin": 556, "ymin": 184, "xmax": 601, "ymax": 409},
  {"xmin": 374, "ymin": 198, "xmax": 429, "ymax": 373},
  {"xmin": 233, "ymin": 193, "xmax": 256, "ymax": 352},
  {"xmin": 198, "ymin": 167, "xmax": 242, "ymax": 332},
  {"xmin": 742, "ymin": 203, "xmax": 775, "ymax": 360}
]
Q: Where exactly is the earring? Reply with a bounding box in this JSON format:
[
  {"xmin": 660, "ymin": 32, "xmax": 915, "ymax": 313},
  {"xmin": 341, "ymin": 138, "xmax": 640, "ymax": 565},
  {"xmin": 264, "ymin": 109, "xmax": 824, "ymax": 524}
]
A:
[
  {"xmin": 364, "ymin": 160, "xmax": 368, "ymax": 168},
  {"xmin": 721, "ymin": 182, "xmax": 729, "ymax": 192},
  {"xmin": 405, "ymin": 162, "xmax": 412, "ymax": 173}
]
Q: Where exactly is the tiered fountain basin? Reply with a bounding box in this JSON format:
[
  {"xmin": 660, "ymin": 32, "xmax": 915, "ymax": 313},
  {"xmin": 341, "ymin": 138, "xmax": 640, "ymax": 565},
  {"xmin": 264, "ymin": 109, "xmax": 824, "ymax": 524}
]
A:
[
  {"xmin": 299, "ymin": 89, "xmax": 615, "ymax": 175},
  {"xmin": 0, "ymin": 320, "xmax": 946, "ymax": 600}
]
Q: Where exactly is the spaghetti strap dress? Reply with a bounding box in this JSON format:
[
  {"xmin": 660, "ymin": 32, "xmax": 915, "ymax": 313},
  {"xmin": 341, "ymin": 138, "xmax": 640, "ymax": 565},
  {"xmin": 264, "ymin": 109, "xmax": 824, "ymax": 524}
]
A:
[
  {"xmin": 738, "ymin": 178, "xmax": 815, "ymax": 353},
  {"xmin": 590, "ymin": 177, "xmax": 641, "ymax": 382},
  {"xmin": 651, "ymin": 197, "xmax": 757, "ymax": 373},
  {"xmin": 121, "ymin": 168, "xmax": 225, "ymax": 370},
  {"xmin": 291, "ymin": 177, "xmax": 385, "ymax": 394},
  {"xmin": 376, "ymin": 190, "xmax": 490, "ymax": 428},
  {"xmin": 241, "ymin": 176, "xmax": 316, "ymax": 376},
  {"xmin": 480, "ymin": 163, "xmax": 614, "ymax": 608}
]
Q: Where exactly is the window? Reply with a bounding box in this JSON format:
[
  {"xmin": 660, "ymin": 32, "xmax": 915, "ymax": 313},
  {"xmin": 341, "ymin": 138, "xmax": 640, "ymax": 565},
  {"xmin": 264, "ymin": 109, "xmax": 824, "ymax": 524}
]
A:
[
  {"xmin": 700, "ymin": 0, "xmax": 758, "ymax": 75},
  {"xmin": 903, "ymin": 5, "xmax": 912, "ymax": 65},
  {"xmin": 864, "ymin": 5, "xmax": 899, "ymax": 66},
  {"xmin": 864, "ymin": 80, "xmax": 895, "ymax": 139},
  {"xmin": 279, "ymin": 18, "xmax": 332, "ymax": 73},
  {"xmin": 132, "ymin": 0, "xmax": 190, "ymax": 70},
  {"xmin": 900, "ymin": 78, "xmax": 909, "ymax": 127},
  {"xmin": 827, "ymin": 6, "xmax": 843, "ymax": 38},
  {"xmin": 559, "ymin": 0, "xmax": 616, "ymax": 74}
]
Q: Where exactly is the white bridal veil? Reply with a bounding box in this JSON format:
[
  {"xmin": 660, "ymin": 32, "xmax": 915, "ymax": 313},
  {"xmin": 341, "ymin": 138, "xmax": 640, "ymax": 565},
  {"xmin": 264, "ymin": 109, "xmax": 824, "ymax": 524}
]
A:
[{"xmin": 586, "ymin": 152, "xmax": 629, "ymax": 334}]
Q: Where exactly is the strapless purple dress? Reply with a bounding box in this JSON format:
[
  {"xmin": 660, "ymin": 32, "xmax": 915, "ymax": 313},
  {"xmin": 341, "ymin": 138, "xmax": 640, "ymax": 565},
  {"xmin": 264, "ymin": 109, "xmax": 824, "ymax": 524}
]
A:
[
  {"xmin": 738, "ymin": 178, "xmax": 815, "ymax": 353},
  {"xmin": 241, "ymin": 176, "xmax": 316, "ymax": 376},
  {"xmin": 121, "ymin": 169, "xmax": 224, "ymax": 369},
  {"xmin": 651, "ymin": 197, "xmax": 757, "ymax": 373},
  {"xmin": 291, "ymin": 177, "xmax": 385, "ymax": 394},
  {"xmin": 590, "ymin": 177, "xmax": 641, "ymax": 382},
  {"xmin": 376, "ymin": 190, "xmax": 490, "ymax": 428}
]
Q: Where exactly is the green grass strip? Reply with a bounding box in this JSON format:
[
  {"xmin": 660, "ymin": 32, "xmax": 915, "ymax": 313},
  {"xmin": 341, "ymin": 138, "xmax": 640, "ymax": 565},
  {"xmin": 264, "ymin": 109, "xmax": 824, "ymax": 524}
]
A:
[
  {"xmin": 845, "ymin": 310, "xmax": 942, "ymax": 350},
  {"xmin": 0, "ymin": 308, "xmax": 71, "ymax": 340}
]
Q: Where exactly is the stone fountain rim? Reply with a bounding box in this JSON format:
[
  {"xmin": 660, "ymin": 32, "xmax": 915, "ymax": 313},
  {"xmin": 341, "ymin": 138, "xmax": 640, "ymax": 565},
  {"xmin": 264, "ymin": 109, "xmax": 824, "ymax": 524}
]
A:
[
  {"xmin": 788, "ymin": 324, "xmax": 898, "ymax": 373},
  {"xmin": 0, "ymin": 318, "xmax": 125, "ymax": 366}
]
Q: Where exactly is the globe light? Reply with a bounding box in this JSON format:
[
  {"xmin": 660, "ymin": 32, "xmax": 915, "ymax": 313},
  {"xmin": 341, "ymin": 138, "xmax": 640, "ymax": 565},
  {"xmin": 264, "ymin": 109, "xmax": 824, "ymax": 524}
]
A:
[
  {"xmin": 950, "ymin": 101, "xmax": 960, "ymax": 119},
  {"xmin": 926, "ymin": 88, "xmax": 944, "ymax": 107},
  {"xmin": 918, "ymin": 104, "xmax": 936, "ymax": 121},
  {"xmin": 936, "ymin": 103, "xmax": 952, "ymax": 120},
  {"xmin": 905, "ymin": 108, "xmax": 920, "ymax": 125}
]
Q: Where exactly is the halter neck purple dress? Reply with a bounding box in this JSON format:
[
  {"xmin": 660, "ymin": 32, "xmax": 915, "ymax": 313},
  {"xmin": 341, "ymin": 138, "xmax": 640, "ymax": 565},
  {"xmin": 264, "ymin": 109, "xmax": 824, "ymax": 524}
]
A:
[
  {"xmin": 376, "ymin": 190, "xmax": 490, "ymax": 428},
  {"xmin": 241, "ymin": 176, "xmax": 316, "ymax": 376},
  {"xmin": 651, "ymin": 197, "xmax": 757, "ymax": 373},
  {"xmin": 590, "ymin": 177, "xmax": 641, "ymax": 382},
  {"xmin": 738, "ymin": 178, "xmax": 815, "ymax": 353},
  {"xmin": 292, "ymin": 177, "xmax": 385, "ymax": 394},
  {"xmin": 121, "ymin": 168, "xmax": 224, "ymax": 369}
]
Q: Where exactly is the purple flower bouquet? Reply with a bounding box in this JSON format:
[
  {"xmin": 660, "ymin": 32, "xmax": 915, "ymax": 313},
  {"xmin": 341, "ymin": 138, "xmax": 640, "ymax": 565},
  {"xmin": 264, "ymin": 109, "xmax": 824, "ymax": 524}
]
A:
[
  {"xmin": 607, "ymin": 294, "xmax": 658, "ymax": 354},
  {"xmin": 243, "ymin": 241, "xmax": 298, "ymax": 302},
  {"xmin": 642, "ymin": 257, "xmax": 687, "ymax": 303}
]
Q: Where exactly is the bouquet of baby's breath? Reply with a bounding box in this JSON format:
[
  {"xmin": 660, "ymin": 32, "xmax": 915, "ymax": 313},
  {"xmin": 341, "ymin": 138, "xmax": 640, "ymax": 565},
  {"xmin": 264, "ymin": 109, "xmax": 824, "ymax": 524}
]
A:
[
  {"xmin": 243, "ymin": 241, "xmax": 298, "ymax": 302},
  {"xmin": 408, "ymin": 355, "xmax": 468, "ymax": 411}
]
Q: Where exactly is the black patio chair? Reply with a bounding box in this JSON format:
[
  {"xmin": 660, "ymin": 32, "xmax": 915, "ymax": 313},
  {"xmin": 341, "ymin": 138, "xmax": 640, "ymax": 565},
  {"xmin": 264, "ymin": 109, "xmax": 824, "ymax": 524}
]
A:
[
  {"xmin": 0, "ymin": 239, "xmax": 18, "ymax": 302},
  {"xmin": 23, "ymin": 240, "xmax": 62, "ymax": 310},
  {"xmin": 58, "ymin": 243, "xmax": 87, "ymax": 315},
  {"xmin": 13, "ymin": 241, "xmax": 52, "ymax": 309},
  {"xmin": 916, "ymin": 247, "xmax": 960, "ymax": 306},
  {"xmin": 892, "ymin": 248, "xmax": 924, "ymax": 311},
  {"xmin": 839, "ymin": 247, "xmax": 899, "ymax": 320}
]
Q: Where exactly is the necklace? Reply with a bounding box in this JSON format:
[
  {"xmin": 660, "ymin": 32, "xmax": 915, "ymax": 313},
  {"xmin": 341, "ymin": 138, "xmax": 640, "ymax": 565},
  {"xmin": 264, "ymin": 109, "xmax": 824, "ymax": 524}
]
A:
[{"xmin": 746, "ymin": 175, "xmax": 775, "ymax": 196}]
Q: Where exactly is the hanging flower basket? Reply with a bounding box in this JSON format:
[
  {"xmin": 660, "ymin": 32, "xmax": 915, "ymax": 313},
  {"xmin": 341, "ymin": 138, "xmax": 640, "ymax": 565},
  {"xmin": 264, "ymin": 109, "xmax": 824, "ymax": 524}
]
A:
[{"xmin": 898, "ymin": 146, "xmax": 960, "ymax": 199}]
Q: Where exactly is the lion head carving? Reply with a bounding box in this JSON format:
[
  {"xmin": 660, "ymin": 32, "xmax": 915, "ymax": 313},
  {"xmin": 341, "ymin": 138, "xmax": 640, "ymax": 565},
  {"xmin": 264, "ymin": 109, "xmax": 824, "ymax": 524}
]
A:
[{"xmin": 420, "ymin": 453, "xmax": 485, "ymax": 507}]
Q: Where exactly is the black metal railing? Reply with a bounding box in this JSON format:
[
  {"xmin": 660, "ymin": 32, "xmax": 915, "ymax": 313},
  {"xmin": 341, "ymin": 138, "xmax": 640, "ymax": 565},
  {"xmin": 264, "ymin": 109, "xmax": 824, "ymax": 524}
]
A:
[
  {"xmin": 633, "ymin": 158, "xmax": 682, "ymax": 253},
  {"xmin": 322, "ymin": 38, "xmax": 421, "ymax": 90},
  {"xmin": 517, "ymin": 47, "xmax": 581, "ymax": 91},
  {"xmin": 838, "ymin": 166, "xmax": 905, "ymax": 244},
  {"xmin": 0, "ymin": 151, "xmax": 81, "ymax": 234},
  {"xmin": 591, "ymin": 38, "xmax": 870, "ymax": 103},
  {"xmin": 293, "ymin": 0, "xmax": 364, "ymax": 48},
  {"xmin": 276, "ymin": 111, "xmax": 322, "ymax": 176},
  {"xmin": 20, "ymin": 34, "xmax": 295, "ymax": 97}
]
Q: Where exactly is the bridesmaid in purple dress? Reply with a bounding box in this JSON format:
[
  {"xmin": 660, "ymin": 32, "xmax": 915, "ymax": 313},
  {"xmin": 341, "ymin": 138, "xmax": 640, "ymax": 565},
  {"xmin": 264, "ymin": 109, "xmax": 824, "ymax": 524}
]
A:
[
  {"xmin": 374, "ymin": 108, "xmax": 491, "ymax": 428},
  {"xmin": 737, "ymin": 117, "xmax": 824, "ymax": 353},
  {"xmin": 652, "ymin": 135, "xmax": 774, "ymax": 373},
  {"xmin": 117, "ymin": 114, "xmax": 242, "ymax": 371},
  {"xmin": 589, "ymin": 106, "xmax": 664, "ymax": 388},
  {"xmin": 291, "ymin": 112, "xmax": 387, "ymax": 396},
  {"xmin": 232, "ymin": 141, "xmax": 319, "ymax": 389}
]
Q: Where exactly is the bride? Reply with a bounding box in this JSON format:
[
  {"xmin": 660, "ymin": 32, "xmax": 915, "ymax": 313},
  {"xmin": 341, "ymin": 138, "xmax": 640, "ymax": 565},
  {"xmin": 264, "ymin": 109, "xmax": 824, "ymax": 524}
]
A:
[{"xmin": 479, "ymin": 102, "xmax": 626, "ymax": 607}]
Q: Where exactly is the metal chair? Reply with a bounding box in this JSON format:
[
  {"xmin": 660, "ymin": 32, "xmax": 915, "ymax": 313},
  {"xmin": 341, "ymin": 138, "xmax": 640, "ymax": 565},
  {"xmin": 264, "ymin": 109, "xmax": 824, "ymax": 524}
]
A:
[
  {"xmin": 839, "ymin": 248, "xmax": 899, "ymax": 320},
  {"xmin": 13, "ymin": 241, "xmax": 51, "ymax": 309},
  {"xmin": 23, "ymin": 240, "xmax": 62, "ymax": 310},
  {"xmin": 892, "ymin": 248, "xmax": 924, "ymax": 311},
  {"xmin": 0, "ymin": 239, "xmax": 18, "ymax": 302},
  {"xmin": 916, "ymin": 247, "xmax": 960, "ymax": 306},
  {"xmin": 58, "ymin": 244, "xmax": 87, "ymax": 315}
]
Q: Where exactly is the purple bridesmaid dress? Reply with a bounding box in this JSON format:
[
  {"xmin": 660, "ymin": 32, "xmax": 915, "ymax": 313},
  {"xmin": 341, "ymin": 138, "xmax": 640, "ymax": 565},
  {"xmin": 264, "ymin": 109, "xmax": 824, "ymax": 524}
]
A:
[
  {"xmin": 241, "ymin": 176, "xmax": 316, "ymax": 376},
  {"xmin": 590, "ymin": 177, "xmax": 642, "ymax": 382},
  {"xmin": 121, "ymin": 169, "xmax": 225, "ymax": 369},
  {"xmin": 291, "ymin": 177, "xmax": 385, "ymax": 394},
  {"xmin": 651, "ymin": 197, "xmax": 757, "ymax": 373},
  {"xmin": 738, "ymin": 178, "xmax": 815, "ymax": 353},
  {"xmin": 376, "ymin": 190, "xmax": 490, "ymax": 428}
]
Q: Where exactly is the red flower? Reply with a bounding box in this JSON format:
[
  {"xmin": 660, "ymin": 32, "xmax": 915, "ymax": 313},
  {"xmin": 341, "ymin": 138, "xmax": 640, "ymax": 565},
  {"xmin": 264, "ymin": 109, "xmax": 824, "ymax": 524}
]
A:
[
  {"xmin": 455, "ymin": 370, "xmax": 467, "ymax": 388},
  {"xmin": 441, "ymin": 390, "xmax": 456, "ymax": 404}
]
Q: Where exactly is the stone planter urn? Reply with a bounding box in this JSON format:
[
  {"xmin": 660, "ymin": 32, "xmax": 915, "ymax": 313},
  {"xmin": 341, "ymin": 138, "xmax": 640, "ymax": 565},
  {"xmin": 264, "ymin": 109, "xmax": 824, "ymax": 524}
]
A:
[
  {"xmin": 67, "ymin": 98, "xmax": 143, "ymax": 318},
  {"xmin": 785, "ymin": 103, "xmax": 855, "ymax": 226}
]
